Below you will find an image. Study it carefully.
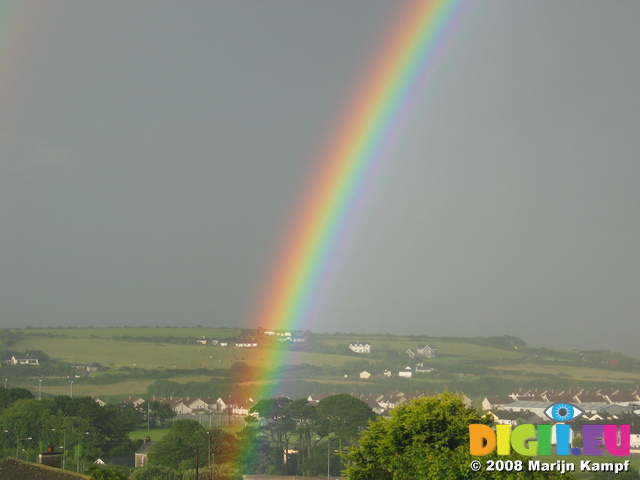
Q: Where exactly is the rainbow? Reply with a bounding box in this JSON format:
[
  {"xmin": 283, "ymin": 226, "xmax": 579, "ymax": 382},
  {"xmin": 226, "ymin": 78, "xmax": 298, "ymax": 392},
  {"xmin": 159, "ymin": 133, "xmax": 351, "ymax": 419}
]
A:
[
  {"xmin": 247, "ymin": 0, "xmax": 465, "ymax": 391},
  {"xmin": 234, "ymin": 0, "xmax": 466, "ymax": 470}
]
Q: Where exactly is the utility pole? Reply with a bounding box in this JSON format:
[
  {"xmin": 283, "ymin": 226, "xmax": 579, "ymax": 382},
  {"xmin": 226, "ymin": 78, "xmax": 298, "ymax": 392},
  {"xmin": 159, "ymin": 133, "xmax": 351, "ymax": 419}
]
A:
[
  {"xmin": 327, "ymin": 436, "xmax": 331, "ymax": 479},
  {"xmin": 195, "ymin": 446, "xmax": 199, "ymax": 480}
]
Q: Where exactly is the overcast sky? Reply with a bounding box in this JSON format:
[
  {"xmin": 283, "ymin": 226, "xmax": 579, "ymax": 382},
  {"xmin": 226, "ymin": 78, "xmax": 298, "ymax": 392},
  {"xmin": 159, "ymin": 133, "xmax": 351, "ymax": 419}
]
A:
[{"xmin": 1, "ymin": 1, "xmax": 639, "ymax": 355}]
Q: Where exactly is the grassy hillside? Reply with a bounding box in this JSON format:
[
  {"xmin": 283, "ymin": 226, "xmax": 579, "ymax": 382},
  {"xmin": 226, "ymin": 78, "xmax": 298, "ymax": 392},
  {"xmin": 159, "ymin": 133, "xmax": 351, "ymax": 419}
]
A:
[{"xmin": 3, "ymin": 327, "xmax": 640, "ymax": 402}]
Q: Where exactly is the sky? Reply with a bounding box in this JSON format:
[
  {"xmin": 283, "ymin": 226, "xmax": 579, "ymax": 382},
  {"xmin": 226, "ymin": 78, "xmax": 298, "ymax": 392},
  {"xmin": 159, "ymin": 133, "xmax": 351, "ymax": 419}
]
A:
[{"xmin": 1, "ymin": 1, "xmax": 639, "ymax": 355}]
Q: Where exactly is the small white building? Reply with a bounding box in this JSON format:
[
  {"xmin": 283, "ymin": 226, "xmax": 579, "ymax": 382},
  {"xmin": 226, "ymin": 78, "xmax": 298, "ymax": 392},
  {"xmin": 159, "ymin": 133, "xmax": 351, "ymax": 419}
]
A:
[
  {"xmin": 3, "ymin": 356, "xmax": 39, "ymax": 366},
  {"xmin": 348, "ymin": 342, "xmax": 371, "ymax": 354},
  {"xmin": 398, "ymin": 366, "xmax": 413, "ymax": 378}
]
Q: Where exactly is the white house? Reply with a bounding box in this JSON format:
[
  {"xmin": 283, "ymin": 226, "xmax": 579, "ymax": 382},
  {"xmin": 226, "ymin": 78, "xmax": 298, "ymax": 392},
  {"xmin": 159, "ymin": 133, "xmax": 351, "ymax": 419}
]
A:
[
  {"xmin": 416, "ymin": 345, "xmax": 437, "ymax": 358},
  {"xmin": 398, "ymin": 366, "xmax": 413, "ymax": 378},
  {"xmin": 348, "ymin": 342, "xmax": 371, "ymax": 354},
  {"xmin": 415, "ymin": 363, "xmax": 433, "ymax": 373},
  {"xmin": 3, "ymin": 356, "xmax": 39, "ymax": 366}
]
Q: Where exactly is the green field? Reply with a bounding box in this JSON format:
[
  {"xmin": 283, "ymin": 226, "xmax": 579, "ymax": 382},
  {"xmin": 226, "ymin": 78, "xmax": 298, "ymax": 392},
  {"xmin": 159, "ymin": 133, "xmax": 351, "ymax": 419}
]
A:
[
  {"xmin": 4, "ymin": 327, "xmax": 640, "ymax": 402},
  {"xmin": 15, "ymin": 335, "xmax": 358, "ymax": 370}
]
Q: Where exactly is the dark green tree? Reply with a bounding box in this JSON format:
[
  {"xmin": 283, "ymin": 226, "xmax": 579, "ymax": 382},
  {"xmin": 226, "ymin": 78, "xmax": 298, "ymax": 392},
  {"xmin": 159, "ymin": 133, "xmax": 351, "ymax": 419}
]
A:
[
  {"xmin": 206, "ymin": 427, "xmax": 237, "ymax": 465},
  {"xmin": 130, "ymin": 465, "xmax": 181, "ymax": 480},
  {"xmin": 0, "ymin": 387, "xmax": 33, "ymax": 408},
  {"xmin": 282, "ymin": 398, "xmax": 318, "ymax": 460},
  {"xmin": 249, "ymin": 397, "xmax": 296, "ymax": 474},
  {"xmin": 86, "ymin": 463, "xmax": 130, "ymax": 480},
  {"xmin": 146, "ymin": 400, "xmax": 177, "ymax": 428},
  {"xmin": 148, "ymin": 419, "xmax": 208, "ymax": 471},
  {"xmin": 235, "ymin": 425, "xmax": 276, "ymax": 475},
  {"xmin": 316, "ymin": 393, "xmax": 376, "ymax": 445}
]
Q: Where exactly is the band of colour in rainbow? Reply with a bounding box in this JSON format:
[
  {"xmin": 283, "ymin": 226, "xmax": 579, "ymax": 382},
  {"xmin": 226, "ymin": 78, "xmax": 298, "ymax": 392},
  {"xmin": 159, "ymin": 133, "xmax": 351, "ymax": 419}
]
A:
[{"xmin": 246, "ymin": 0, "xmax": 464, "ymax": 398}]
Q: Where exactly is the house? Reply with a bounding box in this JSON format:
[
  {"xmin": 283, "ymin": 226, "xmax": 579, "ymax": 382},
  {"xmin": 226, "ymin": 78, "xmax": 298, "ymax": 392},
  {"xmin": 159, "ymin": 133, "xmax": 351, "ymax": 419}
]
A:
[
  {"xmin": 398, "ymin": 366, "xmax": 413, "ymax": 378},
  {"xmin": 216, "ymin": 396, "xmax": 255, "ymax": 414},
  {"xmin": 348, "ymin": 342, "xmax": 371, "ymax": 354},
  {"xmin": 94, "ymin": 456, "xmax": 135, "ymax": 469},
  {"xmin": 415, "ymin": 363, "xmax": 433, "ymax": 373},
  {"xmin": 630, "ymin": 423, "xmax": 640, "ymax": 452},
  {"xmin": 123, "ymin": 396, "xmax": 146, "ymax": 407},
  {"xmin": 490, "ymin": 410, "xmax": 542, "ymax": 426},
  {"xmin": 187, "ymin": 397, "xmax": 217, "ymax": 413},
  {"xmin": 359, "ymin": 370, "xmax": 371, "ymax": 379},
  {"xmin": 236, "ymin": 342, "xmax": 258, "ymax": 348},
  {"xmin": 481, "ymin": 396, "xmax": 516, "ymax": 411},
  {"xmin": 135, "ymin": 438, "xmax": 155, "ymax": 468},
  {"xmin": 417, "ymin": 345, "xmax": 437, "ymax": 358},
  {"xmin": 71, "ymin": 363, "xmax": 104, "ymax": 373},
  {"xmin": 405, "ymin": 349, "xmax": 415, "ymax": 359},
  {"xmin": 196, "ymin": 338, "xmax": 208, "ymax": 345},
  {"xmin": 307, "ymin": 393, "xmax": 331, "ymax": 405},
  {"xmin": 232, "ymin": 401, "xmax": 255, "ymax": 416},
  {"xmin": 171, "ymin": 399, "xmax": 193, "ymax": 415},
  {"xmin": 3, "ymin": 355, "xmax": 39, "ymax": 366}
]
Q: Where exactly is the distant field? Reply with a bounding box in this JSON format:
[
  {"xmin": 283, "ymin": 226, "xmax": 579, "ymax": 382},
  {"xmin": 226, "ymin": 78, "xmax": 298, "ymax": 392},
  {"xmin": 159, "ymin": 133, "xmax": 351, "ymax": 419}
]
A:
[
  {"xmin": 14, "ymin": 335, "xmax": 362, "ymax": 370},
  {"xmin": 19, "ymin": 326, "xmax": 242, "ymax": 339},
  {"xmin": 490, "ymin": 363, "xmax": 640, "ymax": 383},
  {"xmin": 6, "ymin": 328, "xmax": 640, "ymax": 400},
  {"xmin": 316, "ymin": 335, "xmax": 524, "ymax": 361},
  {"xmin": 12, "ymin": 378, "xmax": 158, "ymax": 397}
]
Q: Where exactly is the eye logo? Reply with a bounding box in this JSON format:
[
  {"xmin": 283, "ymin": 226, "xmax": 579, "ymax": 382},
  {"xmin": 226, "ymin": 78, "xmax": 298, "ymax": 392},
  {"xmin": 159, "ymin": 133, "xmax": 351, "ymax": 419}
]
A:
[{"xmin": 544, "ymin": 403, "xmax": 584, "ymax": 422}]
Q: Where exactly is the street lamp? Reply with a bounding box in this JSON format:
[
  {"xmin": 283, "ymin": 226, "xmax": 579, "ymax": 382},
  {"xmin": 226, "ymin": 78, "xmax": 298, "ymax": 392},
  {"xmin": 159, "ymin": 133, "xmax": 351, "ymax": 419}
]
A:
[
  {"xmin": 327, "ymin": 436, "xmax": 331, "ymax": 479},
  {"xmin": 38, "ymin": 379, "xmax": 42, "ymax": 400},
  {"xmin": 207, "ymin": 431, "xmax": 215, "ymax": 480},
  {"xmin": 4, "ymin": 379, "xmax": 7, "ymax": 389},
  {"xmin": 77, "ymin": 432, "xmax": 90, "ymax": 472},
  {"xmin": 52, "ymin": 428, "xmax": 67, "ymax": 470},
  {"xmin": 17, "ymin": 437, "xmax": 32, "ymax": 458},
  {"xmin": 69, "ymin": 380, "xmax": 73, "ymax": 398}
]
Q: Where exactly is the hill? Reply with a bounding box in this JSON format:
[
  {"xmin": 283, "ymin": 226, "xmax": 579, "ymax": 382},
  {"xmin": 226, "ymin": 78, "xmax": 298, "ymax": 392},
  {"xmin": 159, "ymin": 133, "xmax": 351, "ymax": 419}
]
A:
[{"xmin": 2, "ymin": 327, "xmax": 640, "ymax": 402}]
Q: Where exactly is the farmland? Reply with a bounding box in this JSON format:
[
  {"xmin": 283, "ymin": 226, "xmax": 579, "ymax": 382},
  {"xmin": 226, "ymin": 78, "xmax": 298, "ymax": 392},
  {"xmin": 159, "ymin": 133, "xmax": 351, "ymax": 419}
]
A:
[{"xmin": 2, "ymin": 327, "xmax": 640, "ymax": 402}]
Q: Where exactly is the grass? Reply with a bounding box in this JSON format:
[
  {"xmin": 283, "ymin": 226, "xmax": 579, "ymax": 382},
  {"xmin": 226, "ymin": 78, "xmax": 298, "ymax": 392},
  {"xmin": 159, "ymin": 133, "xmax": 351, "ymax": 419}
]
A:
[
  {"xmin": 129, "ymin": 425, "xmax": 245, "ymax": 442},
  {"xmin": 15, "ymin": 335, "xmax": 364, "ymax": 371},
  {"xmin": 130, "ymin": 428, "xmax": 171, "ymax": 441},
  {"xmin": 7, "ymin": 327, "xmax": 640, "ymax": 399},
  {"xmin": 12, "ymin": 378, "xmax": 158, "ymax": 397},
  {"xmin": 19, "ymin": 326, "xmax": 242, "ymax": 339},
  {"xmin": 490, "ymin": 363, "xmax": 640, "ymax": 383}
]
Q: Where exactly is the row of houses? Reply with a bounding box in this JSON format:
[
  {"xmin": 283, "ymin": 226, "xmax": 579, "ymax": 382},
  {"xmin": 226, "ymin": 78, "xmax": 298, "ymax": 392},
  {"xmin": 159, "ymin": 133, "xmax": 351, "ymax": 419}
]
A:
[
  {"xmin": 196, "ymin": 337, "xmax": 307, "ymax": 347},
  {"xmin": 359, "ymin": 362, "xmax": 434, "ymax": 379},
  {"xmin": 483, "ymin": 387, "xmax": 640, "ymax": 410},
  {"xmin": 124, "ymin": 395, "xmax": 256, "ymax": 416},
  {"xmin": 347, "ymin": 343, "xmax": 438, "ymax": 358},
  {"xmin": 482, "ymin": 387, "xmax": 640, "ymax": 450},
  {"xmin": 307, "ymin": 390, "xmax": 468, "ymax": 416},
  {"xmin": 123, "ymin": 390, "xmax": 452, "ymax": 418}
]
